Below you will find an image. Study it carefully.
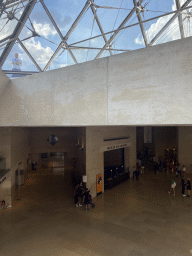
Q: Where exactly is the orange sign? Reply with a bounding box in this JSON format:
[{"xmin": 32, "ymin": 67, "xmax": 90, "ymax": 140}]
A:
[{"xmin": 96, "ymin": 174, "xmax": 102, "ymax": 195}]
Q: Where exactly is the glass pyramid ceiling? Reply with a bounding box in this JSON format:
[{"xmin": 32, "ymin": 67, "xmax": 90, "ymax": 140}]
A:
[{"xmin": 0, "ymin": 0, "xmax": 192, "ymax": 77}]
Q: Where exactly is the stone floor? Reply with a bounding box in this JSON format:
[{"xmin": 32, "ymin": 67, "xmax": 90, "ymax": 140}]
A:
[{"xmin": 0, "ymin": 167, "xmax": 192, "ymax": 256}]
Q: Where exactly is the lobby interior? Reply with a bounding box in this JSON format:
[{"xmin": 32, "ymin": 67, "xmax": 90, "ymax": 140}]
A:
[
  {"xmin": 0, "ymin": 125, "xmax": 192, "ymax": 256},
  {"xmin": 1, "ymin": 33, "xmax": 192, "ymax": 255}
]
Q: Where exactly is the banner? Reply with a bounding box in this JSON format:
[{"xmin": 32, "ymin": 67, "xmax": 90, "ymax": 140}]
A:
[{"xmin": 144, "ymin": 127, "xmax": 152, "ymax": 143}]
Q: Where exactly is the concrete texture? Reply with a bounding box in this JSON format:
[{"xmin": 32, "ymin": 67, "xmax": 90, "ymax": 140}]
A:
[
  {"xmin": 0, "ymin": 69, "xmax": 10, "ymax": 98},
  {"xmin": 1, "ymin": 37, "xmax": 192, "ymax": 126}
]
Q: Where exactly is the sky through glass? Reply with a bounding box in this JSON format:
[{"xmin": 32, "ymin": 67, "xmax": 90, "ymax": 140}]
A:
[{"xmin": 0, "ymin": 0, "xmax": 192, "ymax": 75}]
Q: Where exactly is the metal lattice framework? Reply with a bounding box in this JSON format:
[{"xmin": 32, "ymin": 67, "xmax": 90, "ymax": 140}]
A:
[{"xmin": 0, "ymin": 0, "xmax": 192, "ymax": 76}]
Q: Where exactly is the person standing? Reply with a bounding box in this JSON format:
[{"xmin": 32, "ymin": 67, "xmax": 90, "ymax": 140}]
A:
[
  {"xmin": 187, "ymin": 178, "xmax": 191, "ymax": 197},
  {"xmin": 141, "ymin": 164, "xmax": 144, "ymax": 174},
  {"xmin": 154, "ymin": 162, "xmax": 158, "ymax": 175},
  {"xmin": 132, "ymin": 166, "xmax": 136, "ymax": 180},
  {"xmin": 181, "ymin": 176, "xmax": 186, "ymax": 197},
  {"xmin": 177, "ymin": 164, "xmax": 181, "ymax": 177},
  {"xmin": 77, "ymin": 182, "xmax": 83, "ymax": 206},
  {"xmin": 135, "ymin": 167, "xmax": 139, "ymax": 180},
  {"xmin": 168, "ymin": 179, "xmax": 176, "ymax": 196},
  {"xmin": 11, "ymin": 53, "xmax": 22, "ymax": 77},
  {"xmin": 83, "ymin": 188, "xmax": 90, "ymax": 210}
]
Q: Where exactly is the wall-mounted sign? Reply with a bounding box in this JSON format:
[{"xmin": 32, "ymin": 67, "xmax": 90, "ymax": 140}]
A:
[
  {"xmin": 100, "ymin": 142, "xmax": 132, "ymax": 152},
  {"xmin": 82, "ymin": 175, "xmax": 87, "ymax": 183},
  {"xmin": 47, "ymin": 134, "xmax": 59, "ymax": 146}
]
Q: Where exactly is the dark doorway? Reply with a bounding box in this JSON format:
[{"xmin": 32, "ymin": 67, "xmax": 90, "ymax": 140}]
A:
[{"xmin": 104, "ymin": 148, "xmax": 127, "ymax": 190}]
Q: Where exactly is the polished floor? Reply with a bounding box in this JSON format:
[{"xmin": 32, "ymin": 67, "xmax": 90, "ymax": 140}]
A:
[{"xmin": 0, "ymin": 167, "xmax": 192, "ymax": 256}]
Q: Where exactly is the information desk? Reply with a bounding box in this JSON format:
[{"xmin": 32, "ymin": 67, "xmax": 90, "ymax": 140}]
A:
[{"xmin": 104, "ymin": 172, "xmax": 129, "ymax": 190}]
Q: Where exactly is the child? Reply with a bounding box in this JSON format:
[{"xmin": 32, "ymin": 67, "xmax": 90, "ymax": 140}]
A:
[
  {"xmin": 168, "ymin": 179, "xmax": 176, "ymax": 196},
  {"xmin": 83, "ymin": 189, "xmax": 90, "ymax": 210},
  {"xmin": 187, "ymin": 178, "xmax": 191, "ymax": 197},
  {"xmin": 1, "ymin": 200, "xmax": 6, "ymax": 209}
]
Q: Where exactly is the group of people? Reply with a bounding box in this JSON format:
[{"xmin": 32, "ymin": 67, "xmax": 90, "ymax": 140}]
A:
[
  {"xmin": 168, "ymin": 176, "xmax": 191, "ymax": 197},
  {"xmin": 74, "ymin": 182, "xmax": 95, "ymax": 210}
]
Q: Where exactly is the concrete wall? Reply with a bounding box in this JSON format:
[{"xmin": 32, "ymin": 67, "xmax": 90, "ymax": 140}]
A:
[
  {"xmin": 0, "ymin": 127, "xmax": 11, "ymax": 170},
  {"xmin": 86, "ymin": 126, "xmax": 136, "ymax": 198},
  {"xmin": 178, "ymin": 126, "xmax": 192, "ymax": 173},
  {"xmin": 74, "ymin": 127, "xmax": 86, "ymax": 183},
  {"xmin": 11, "ymin": 127, "xmax": 31, "ymax": 186},
  {"xmin": 1, "ymin": 37, "xmax": 192, "ymax": 126},
  {"xmin": 30, "ymin": 127, "xmax": 77, "ymax": 171},
  {"xmin": 0, "ymin": 170, "xmax": 11, "ymax": 206},
  {"xmin": 0, "ymin": 69, "xmax": 10, "ymax": 98},
  {"xmin": 0, "ymin": 128, "xmax": 12, "ymax": 206}
]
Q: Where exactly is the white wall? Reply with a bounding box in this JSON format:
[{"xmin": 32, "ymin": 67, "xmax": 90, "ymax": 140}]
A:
[
  {"xmin": 0, "ymin": 127, "xmax": 11, "ymax": 169},
  {"xmin": 1, "ymin": 37, "xmax": 192, "ymax": 126},
  {"xmin": 30, "ymin": 127, "xmax": 77, "ymax": 171},
  {"xmin": 178, "ymin": 126, "xmax": 192, "ymax": 173},
  {"xmin": 11, "ymin": 127, "xmax": 31, "ymax": 185},
  {"xmin": 0, "ymin": 69, "xmax": 10, "ymax": 97},
  {"xmin": 86, "ymin": 126, "xmax": 136, "ymax": 198}
]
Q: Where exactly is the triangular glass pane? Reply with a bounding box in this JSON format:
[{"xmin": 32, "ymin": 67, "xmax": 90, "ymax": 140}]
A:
[
  {"xmin": 2, "ymin": 40, "xmax": 39, "ymax": 77},
  {"xmin": 29, "ymin": 1, "xmax": 62, "ymax": 49},
  {"xmin": 52, "ymin": 49, "xmax": 68, "ymax": 70},
  {"xmin": 67, "ymin": 7, "xmax": 105, "ymax": 45},
  {"xmin": 64, "ymin": 50, "xmax": 76, "ymax": 67},
  {"xmin": 112, "ymin": 24, "xmax": 144, "ymax": 51},
  {"xmin": 46, "ymin": 0, "xmax": 88, "ymax": 36},
  {"xmin": 138, "ymin": 13, "xmax": 179, "ymax": 47},
  {"xmin": 19, "ymin": 35, "xmax": 59, "ymax": 70},
  {"xmin": 0, "ymin": 0, "xmax": 32, "ymax": 41},
  {"xmin": 99, "ymin": 50, "xmax": 111, "ymax": 59},
  {"xmin": 183, "ymin": 17, "xmax": 192, "ymax": 38},
  {"xmin": 0, "ymin": 18, "xmax": 18, "ymax": 41},
  {"xmin": 70, "ymin": 48, "xmax": 102, "ymax": 63},
  {"xmin": 95, "ymin": 0, "xmax": 135, "ymax": 35}
]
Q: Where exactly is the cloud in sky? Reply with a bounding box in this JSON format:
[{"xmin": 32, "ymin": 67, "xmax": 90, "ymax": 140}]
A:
[
  {"xmin": 60, "ymin": 63, "xmax": 67, "ymax": 68},
  {"xmin": 22, "ymin": 38, "xmax": 54, "ymax": 69},
  {"xmin": 33, "ymin": 21, "xmax": 57, "ymax": 38},
  {"xmin": 31, "ymin": 8, "xmax": 72, "ymax": 31},
  {"xmin": 134, "ymin": 0, "xmax": 192, "ymax": 46}
]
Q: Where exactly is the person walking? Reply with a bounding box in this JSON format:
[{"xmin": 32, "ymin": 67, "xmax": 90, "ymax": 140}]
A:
[
  {"xmin": 182, "ymin": 165, "xmax": 186, "ymax": 176},
  {"xmin": 187, "ymin": 178, "xmax": 191, "ymax": 197},
  {"xmin": 135, "ymin": 167, "xmax": 139, "ymax": 180},
  {"xmin": 168, "ymin": 179, "xmax": 176, "ymax": 196},
  {"xmin": 181, "ymin": 176, "xmax": 186, "ymax": 197}
]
